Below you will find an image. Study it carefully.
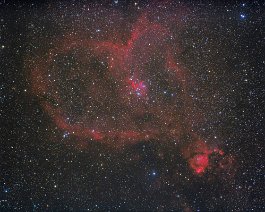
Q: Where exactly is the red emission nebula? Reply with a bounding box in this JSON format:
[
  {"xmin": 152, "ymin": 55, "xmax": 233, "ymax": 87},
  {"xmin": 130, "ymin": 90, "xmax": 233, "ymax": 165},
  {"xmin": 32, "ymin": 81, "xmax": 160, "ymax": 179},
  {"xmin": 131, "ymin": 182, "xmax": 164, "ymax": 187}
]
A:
[{"xmin": 29, "ymin": 8, "xmax": 235, "ymax": 176}]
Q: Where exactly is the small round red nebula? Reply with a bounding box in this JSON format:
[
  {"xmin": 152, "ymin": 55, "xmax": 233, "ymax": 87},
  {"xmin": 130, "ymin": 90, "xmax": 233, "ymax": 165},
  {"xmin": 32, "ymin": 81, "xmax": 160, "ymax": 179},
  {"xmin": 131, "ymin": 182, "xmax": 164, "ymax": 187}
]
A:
[{"xmin": 190, "ymin": 154, "xmax": 209, "ymax": 174}]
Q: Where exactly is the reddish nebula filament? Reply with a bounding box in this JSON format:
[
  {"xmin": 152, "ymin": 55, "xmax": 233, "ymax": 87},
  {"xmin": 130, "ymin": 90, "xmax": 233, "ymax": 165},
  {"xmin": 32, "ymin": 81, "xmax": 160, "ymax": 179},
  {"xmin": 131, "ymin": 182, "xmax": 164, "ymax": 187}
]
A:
[{"xmin": 28, "ymin": 10, "xmax": 232, "ymax": 176}]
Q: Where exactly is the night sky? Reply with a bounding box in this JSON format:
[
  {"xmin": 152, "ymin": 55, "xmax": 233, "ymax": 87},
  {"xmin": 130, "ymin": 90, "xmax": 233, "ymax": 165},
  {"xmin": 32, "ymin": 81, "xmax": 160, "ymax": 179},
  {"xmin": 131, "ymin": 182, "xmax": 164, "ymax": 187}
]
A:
[{"xmin": 1, "ymin": 0, "xmax": 265, "ymax": 211}]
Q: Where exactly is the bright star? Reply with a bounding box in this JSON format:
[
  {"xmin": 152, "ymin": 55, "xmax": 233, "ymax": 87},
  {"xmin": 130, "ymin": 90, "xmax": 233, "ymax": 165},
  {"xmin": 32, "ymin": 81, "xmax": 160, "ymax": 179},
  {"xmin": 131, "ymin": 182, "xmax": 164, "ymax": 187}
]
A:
[
  {"xmin": 240, "ymin": 14, "xmax": 246, "ymax": 19},
  {"xmin": 63, "ymin": 131, "xmax": 69, "ymax": 138}
]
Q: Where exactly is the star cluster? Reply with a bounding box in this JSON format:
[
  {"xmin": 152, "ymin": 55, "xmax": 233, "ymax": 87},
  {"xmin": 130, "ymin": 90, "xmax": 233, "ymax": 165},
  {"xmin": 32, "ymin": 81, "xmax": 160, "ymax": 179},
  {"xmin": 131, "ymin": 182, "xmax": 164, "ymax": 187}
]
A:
[{"xmin": 1, "ymin": 0, "xmax": 264, "ymax": 211}]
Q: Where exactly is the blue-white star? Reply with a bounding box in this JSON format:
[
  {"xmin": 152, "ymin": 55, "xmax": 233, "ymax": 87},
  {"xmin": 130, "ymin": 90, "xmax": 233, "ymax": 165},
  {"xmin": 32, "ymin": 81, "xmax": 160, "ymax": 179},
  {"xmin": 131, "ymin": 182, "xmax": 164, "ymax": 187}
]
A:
[
  {"xmin": 63, "ymin": 131, "xmax": 70, "ymax": 138},
  {"xmin": 240, "ymin": 14, "xmax": 246, "ymax": 19}
]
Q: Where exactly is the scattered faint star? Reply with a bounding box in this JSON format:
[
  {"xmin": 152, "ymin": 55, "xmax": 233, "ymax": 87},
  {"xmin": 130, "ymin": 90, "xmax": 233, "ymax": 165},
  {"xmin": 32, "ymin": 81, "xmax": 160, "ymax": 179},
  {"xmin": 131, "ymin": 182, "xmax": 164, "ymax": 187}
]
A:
[{"xmin": 2, "ymin": 1, "xmax": 263, "ymax": 211}]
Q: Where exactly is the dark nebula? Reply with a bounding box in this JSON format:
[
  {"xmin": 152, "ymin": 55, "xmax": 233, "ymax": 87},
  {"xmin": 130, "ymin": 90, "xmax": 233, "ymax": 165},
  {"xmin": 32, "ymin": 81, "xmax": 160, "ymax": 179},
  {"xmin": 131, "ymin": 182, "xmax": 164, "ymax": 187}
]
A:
[{"xmin": 1, "ymin": 0, "xmax": 264, "ymax": 211}]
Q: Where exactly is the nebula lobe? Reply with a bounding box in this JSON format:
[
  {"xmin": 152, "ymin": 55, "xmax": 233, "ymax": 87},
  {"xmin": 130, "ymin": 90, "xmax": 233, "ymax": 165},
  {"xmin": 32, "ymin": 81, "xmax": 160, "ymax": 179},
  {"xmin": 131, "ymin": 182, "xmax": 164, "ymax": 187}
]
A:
[{"xmin": 29, "ymin": 8, "xmax": 232, "ymax": 175}]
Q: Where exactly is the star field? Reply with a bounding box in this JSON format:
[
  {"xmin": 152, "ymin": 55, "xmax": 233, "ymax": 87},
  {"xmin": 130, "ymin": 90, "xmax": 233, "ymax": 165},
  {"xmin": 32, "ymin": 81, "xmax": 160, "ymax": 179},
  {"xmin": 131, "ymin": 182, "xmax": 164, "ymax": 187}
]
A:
[{"xmin": 1, "ymin": 0, "xmax": 265, "ymax": 211}]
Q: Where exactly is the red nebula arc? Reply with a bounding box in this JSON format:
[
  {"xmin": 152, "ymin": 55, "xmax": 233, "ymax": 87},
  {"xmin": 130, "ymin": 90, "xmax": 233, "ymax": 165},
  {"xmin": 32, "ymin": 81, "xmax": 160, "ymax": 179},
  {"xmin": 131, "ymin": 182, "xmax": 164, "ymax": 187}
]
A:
[{"xmin": 28, "ymin": 12, "xmax": 231, "ymax": 175}]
